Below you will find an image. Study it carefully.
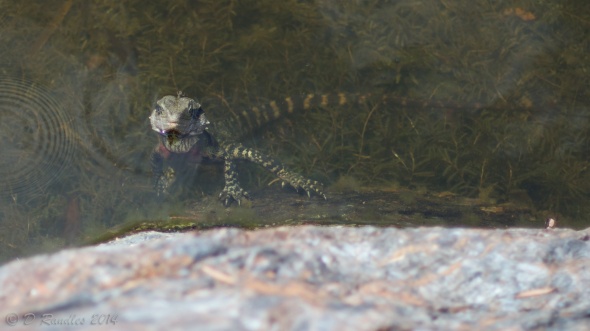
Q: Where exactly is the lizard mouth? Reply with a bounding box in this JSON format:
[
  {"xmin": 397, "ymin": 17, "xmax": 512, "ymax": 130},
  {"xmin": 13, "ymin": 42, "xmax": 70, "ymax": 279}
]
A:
[
  {"xmin": 157, "ymin": 128, "xmax": 186, "ymax": 137},
  {"xmin": 164, "ymin": 129, "xmax": 185, "ymax": 145}
]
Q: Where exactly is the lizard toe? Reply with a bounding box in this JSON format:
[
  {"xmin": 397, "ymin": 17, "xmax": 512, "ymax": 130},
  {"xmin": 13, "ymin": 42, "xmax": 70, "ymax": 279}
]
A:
[{"xmin": 219, "ymin": 184, "xmax": 250, "ymax": 206}]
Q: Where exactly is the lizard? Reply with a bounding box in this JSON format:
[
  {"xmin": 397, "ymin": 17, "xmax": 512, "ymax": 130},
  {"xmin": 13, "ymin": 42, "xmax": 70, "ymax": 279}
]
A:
[
  {"xmin": 148, "ymin": 90, "xmax": 513, "ymax": 206},
  {"xmin": 149, "ymin": 91, "xmax": 332, "ymax": 206}
]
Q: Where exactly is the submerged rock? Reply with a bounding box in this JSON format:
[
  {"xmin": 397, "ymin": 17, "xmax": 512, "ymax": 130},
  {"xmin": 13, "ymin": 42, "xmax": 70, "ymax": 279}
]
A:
[{"xmin": 0, "ymin": 226, "xmax": 589, "ymax": 330}]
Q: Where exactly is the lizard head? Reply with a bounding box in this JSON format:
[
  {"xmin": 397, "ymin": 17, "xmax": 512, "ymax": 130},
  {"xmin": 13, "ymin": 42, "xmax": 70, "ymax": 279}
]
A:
[{"xmin": 149, "ymin": 93, "xmax": 210, "ymax": 142}]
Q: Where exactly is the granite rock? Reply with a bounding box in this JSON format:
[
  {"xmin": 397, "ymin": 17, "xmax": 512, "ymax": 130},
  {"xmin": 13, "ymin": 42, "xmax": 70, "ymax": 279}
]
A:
[{"xmin": 1, "ymin": 226, "xmax": 589, "ymax": 330}]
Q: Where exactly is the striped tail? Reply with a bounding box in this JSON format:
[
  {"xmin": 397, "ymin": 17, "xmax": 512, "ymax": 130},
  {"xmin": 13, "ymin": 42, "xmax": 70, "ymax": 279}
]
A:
[
  {"xmin": 226, "ymin": 93, "xmax": 360, "ymax": 131},
  {"xmin": 223, "ymin": 92, "xmax": 503, "ymax": 133}
]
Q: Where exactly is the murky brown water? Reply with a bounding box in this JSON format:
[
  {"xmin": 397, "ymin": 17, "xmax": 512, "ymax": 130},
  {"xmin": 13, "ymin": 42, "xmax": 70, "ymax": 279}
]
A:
[{"xmin": 0, "ymin": 0, "xmax": 588, "ymax": 263}]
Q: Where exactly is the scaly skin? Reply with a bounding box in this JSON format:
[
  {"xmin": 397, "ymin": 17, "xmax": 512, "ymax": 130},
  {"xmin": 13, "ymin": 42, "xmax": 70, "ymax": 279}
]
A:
[{"xmin": 149, "ymin": 92, "xmax": 325, "ymax": 206}]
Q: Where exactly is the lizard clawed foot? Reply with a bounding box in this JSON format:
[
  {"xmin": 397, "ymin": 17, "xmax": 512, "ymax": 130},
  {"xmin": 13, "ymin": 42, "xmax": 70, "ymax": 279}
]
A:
[
  {"xmin": 219, "ymin": 183, "xmax": 250, "ymax": 206},
  {"xmin": 280, "ymin": 175, "xmax": 326, "ymax": 200}
]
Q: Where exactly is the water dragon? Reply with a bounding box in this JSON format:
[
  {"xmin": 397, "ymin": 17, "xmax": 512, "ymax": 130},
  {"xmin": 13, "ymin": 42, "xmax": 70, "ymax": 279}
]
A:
[
  {"xmin": 148, "ymin": 90, "xmax": 501, "ymax": 206},
  {"xmin": 149, "ymin": 92, "xmax": 329, "ymax": 206}
]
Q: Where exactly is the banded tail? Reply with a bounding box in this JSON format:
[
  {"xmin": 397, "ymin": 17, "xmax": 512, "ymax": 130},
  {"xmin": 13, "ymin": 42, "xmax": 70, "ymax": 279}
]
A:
[{"xmin": 220, "ymin": 92, "xmax": 512, "ymax": 133}]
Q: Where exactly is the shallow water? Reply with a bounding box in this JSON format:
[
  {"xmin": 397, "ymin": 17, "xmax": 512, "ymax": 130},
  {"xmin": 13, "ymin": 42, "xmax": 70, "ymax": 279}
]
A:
[{"xmin": 0, "ymin": 0, "xmax": 588, "ymax": 263}]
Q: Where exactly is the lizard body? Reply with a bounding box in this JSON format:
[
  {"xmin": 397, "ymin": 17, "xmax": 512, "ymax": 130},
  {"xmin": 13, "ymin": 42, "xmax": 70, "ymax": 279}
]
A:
[
  {"xmin": 149, "ymin": 92, "xmax": 329, "ymax": 205},
  {"xmin": 149, "ymin": 91, "xmax": 509, "ymax": 205}
]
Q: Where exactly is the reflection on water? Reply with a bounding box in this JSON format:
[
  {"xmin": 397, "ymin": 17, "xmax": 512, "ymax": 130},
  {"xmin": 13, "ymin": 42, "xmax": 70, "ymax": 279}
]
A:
[{"xmin": 0, "ymin": 0, "xmax": 589, "ymax": 263}]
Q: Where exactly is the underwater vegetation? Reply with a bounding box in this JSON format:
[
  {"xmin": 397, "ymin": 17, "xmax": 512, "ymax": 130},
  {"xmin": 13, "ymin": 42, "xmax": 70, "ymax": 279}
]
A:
[{"xmin": 0, "ymin": 0, "xmax": 589, "ymax": 262}]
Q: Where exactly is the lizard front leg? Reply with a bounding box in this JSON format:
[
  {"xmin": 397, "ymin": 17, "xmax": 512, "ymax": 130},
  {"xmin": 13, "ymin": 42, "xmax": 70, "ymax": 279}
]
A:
[
  {"xmin": 218, "ymin": 159, "xmax": 250, "ymax": 206},
  {"xmin": 151, "ymin": 144, "xmax": 176, "ymax": 196}
]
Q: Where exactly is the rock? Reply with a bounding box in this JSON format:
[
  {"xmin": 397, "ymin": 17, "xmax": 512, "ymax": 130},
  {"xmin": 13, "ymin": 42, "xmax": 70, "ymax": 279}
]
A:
[{"xmin": 1, "ymin": 226, "xmax": 589, "ymax": 330}]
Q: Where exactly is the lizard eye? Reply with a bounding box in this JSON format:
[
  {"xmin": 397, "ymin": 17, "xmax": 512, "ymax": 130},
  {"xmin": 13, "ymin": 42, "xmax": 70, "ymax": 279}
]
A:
[
  {"xmin": 189, "ymin": 106, "xmax": 204, "ymax": 120},
  {"xmin": 155, "ymin": 105, "xmax": 164, "ymax": 115}
]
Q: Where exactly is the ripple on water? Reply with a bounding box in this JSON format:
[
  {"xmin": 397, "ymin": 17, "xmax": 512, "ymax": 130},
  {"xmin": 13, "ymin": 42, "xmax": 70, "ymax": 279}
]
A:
[{"xmin": 0, "ymin": 79, "xmax": 76, "ymax": 198}]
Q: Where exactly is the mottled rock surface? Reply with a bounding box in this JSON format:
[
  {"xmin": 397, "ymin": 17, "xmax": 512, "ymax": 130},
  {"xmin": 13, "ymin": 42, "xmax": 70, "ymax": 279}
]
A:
[{"xmin": 1, "ymin": 226, "xmax": 589, "ymax": 331}]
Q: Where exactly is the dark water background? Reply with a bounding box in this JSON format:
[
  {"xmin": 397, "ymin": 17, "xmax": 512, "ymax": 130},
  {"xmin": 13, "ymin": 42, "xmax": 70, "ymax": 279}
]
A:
[{"xmin": 0, "ymin": 0, "xmax": 589, "ymax": 263}]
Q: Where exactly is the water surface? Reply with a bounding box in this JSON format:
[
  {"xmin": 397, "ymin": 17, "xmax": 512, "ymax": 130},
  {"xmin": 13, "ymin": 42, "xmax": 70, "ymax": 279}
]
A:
[{"xmin": 0, "ymin": 0, "xmax": 588, "ymax": 263}]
